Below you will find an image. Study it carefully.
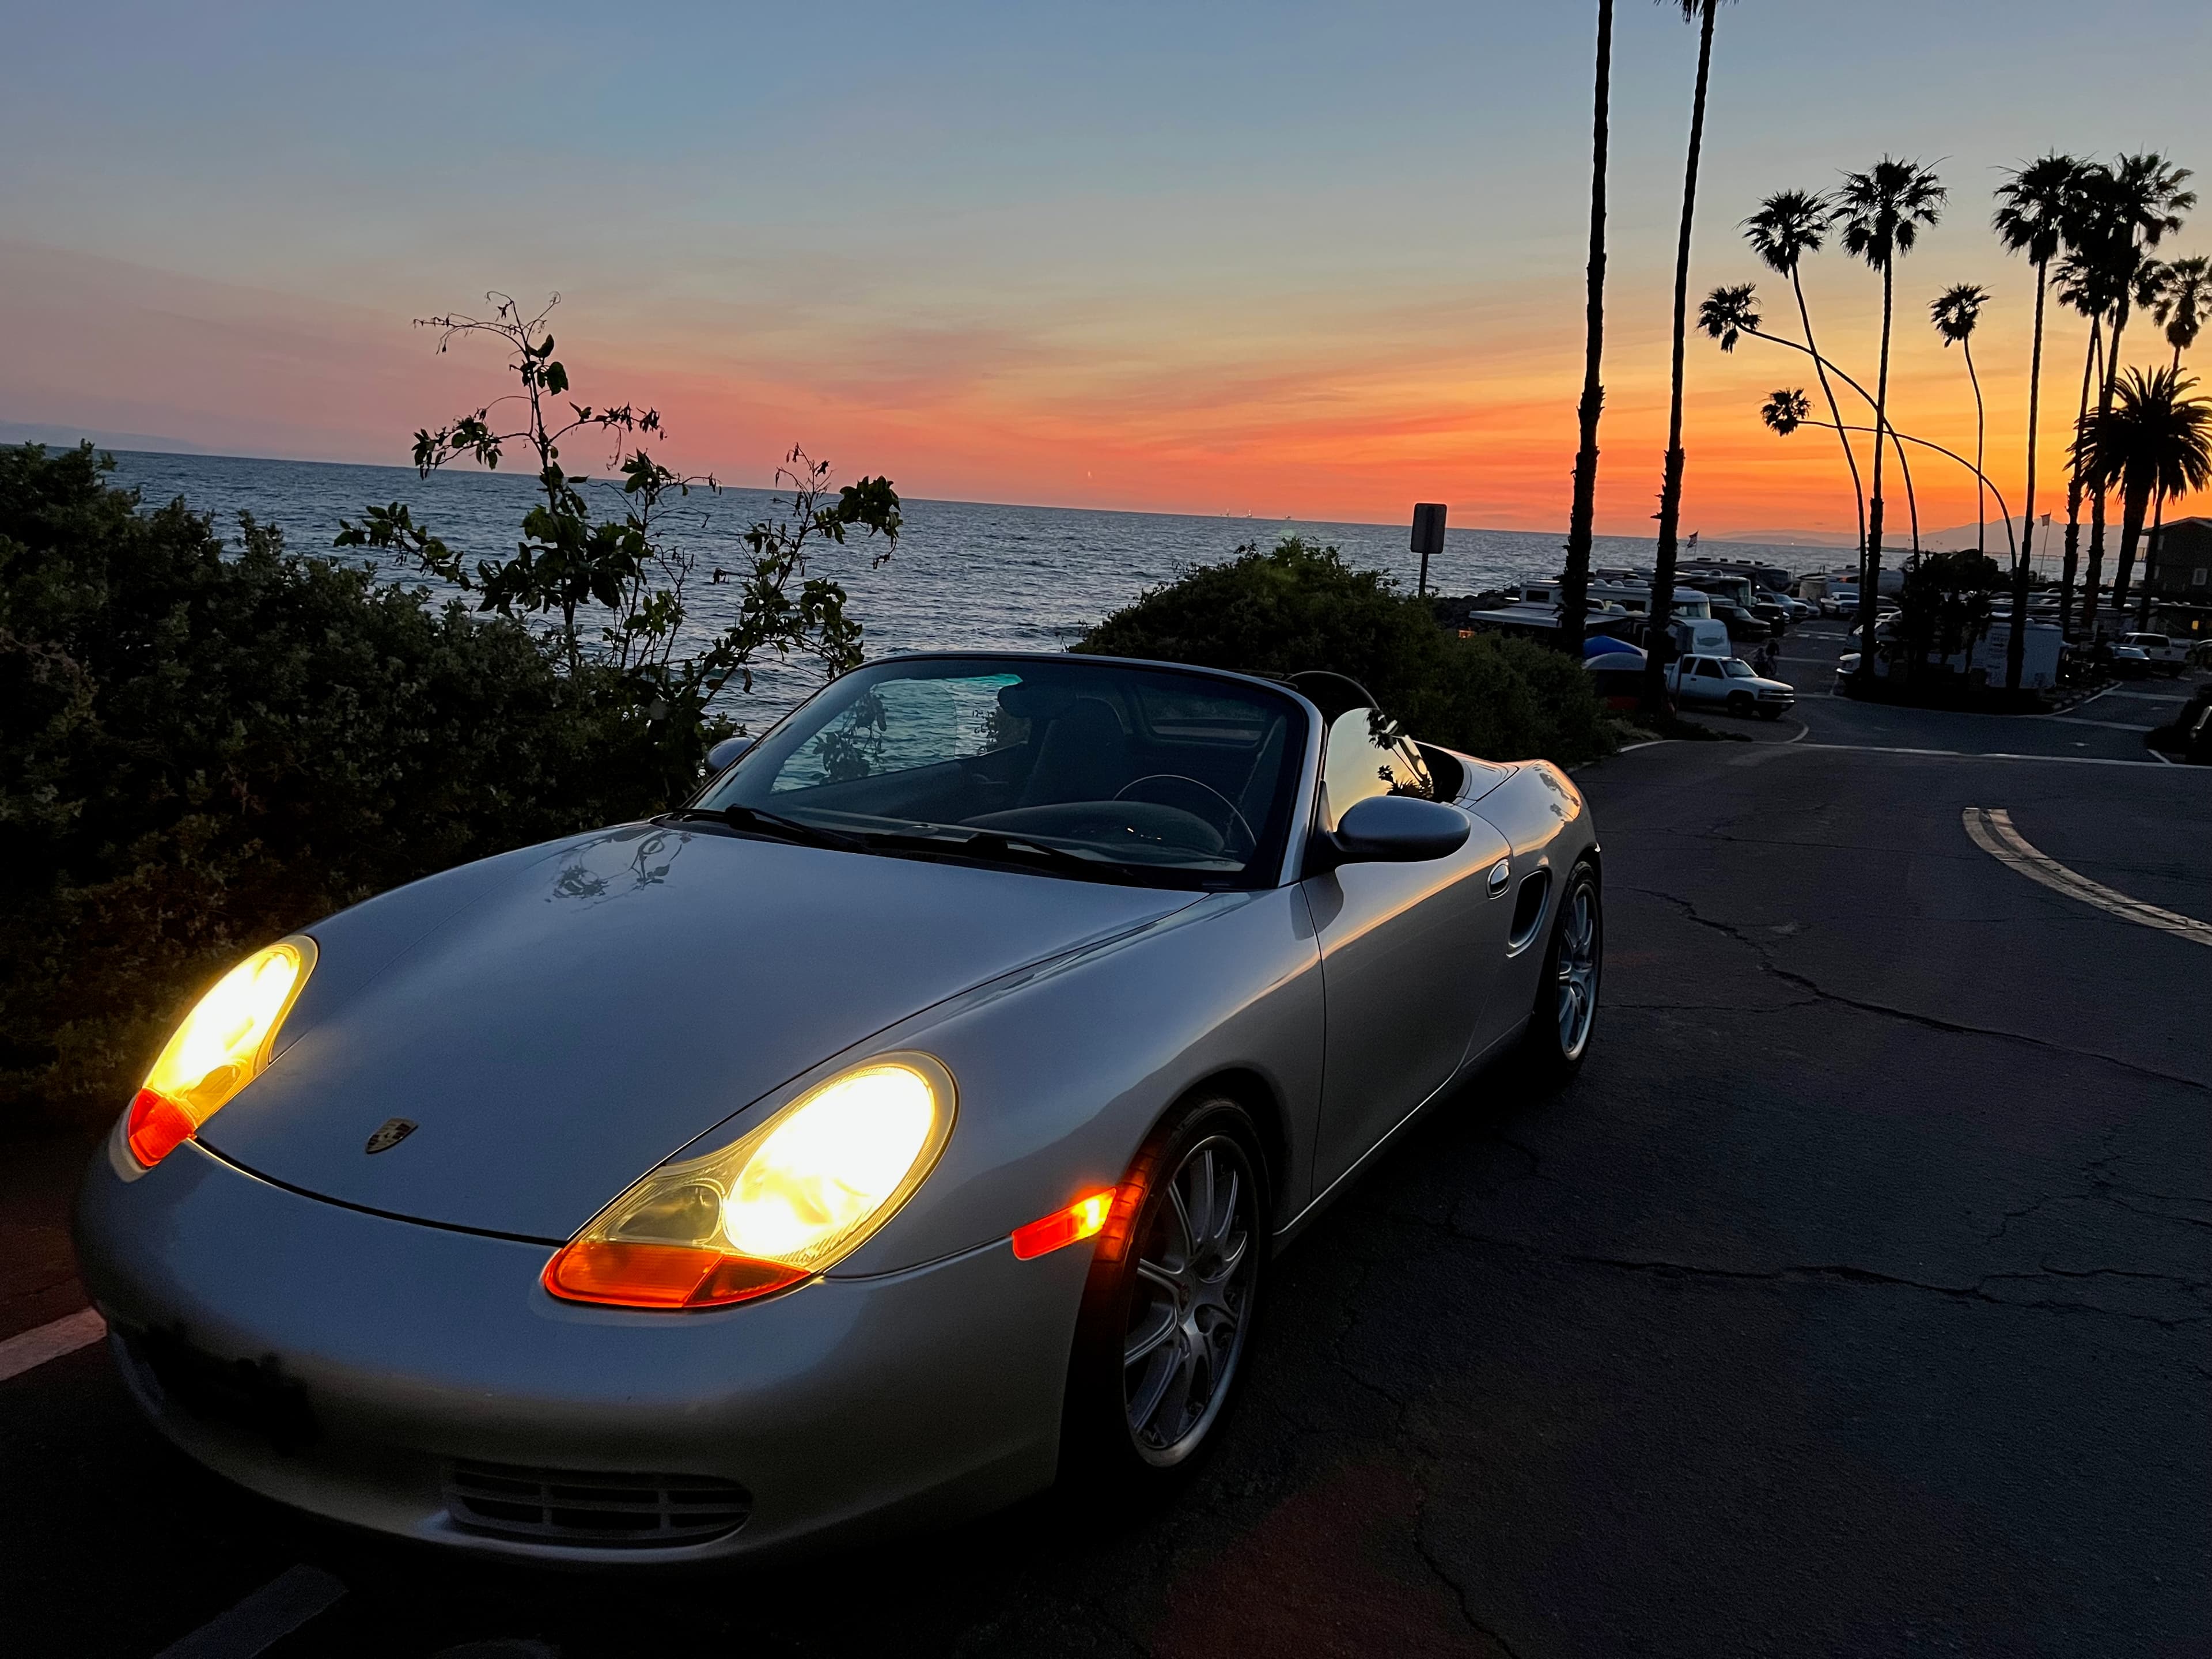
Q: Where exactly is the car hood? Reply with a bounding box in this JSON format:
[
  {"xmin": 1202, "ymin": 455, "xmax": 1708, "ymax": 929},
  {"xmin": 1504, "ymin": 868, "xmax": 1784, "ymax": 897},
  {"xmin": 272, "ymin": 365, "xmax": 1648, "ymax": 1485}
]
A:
[{"xmin": 198, "ymin": 824, "xmax": 1202, "ymax": 1241}]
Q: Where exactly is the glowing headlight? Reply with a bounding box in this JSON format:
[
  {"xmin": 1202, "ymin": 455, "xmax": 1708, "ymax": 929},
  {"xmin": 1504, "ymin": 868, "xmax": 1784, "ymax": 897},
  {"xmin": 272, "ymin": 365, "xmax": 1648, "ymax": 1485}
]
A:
[
  {"xmin": 544, "ymin": 1055, "xmax": 955, "ymax": 1310},
  {"xmin": 124, "ymin": 937, "xmax": 316, "ymax": 1168}
]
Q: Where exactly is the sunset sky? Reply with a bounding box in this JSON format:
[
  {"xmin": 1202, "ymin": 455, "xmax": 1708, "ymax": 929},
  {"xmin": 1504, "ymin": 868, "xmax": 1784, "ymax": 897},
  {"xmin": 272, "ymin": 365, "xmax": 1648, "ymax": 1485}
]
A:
[{"xmin": 6, "ymin": 1, "xmax": 2210, "ymax": 537}]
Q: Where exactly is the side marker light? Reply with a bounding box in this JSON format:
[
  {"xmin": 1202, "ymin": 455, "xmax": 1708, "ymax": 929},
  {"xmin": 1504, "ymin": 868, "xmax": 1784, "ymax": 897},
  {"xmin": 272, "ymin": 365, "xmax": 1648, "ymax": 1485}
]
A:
[{"xmin": 1010, "ymin": 1188, "xmax": 1118, "ymax": 1261}]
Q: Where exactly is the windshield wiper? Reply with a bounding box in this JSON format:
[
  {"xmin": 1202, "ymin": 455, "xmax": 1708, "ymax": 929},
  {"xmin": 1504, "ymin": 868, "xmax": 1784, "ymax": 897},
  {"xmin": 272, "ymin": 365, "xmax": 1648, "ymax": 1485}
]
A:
[
  {"xmin": 859, "ymin": 827, "xmax": 1113, "ymax": 874},
  {"xmin": 660, "ymin": 805, "xmax": 868, "ymax": 853}
]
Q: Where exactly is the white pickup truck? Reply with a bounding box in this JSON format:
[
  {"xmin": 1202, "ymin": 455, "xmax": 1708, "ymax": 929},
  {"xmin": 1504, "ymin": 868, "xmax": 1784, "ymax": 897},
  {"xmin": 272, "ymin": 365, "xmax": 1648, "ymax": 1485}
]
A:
[
  {"xmin": 2120, "ymin": 632, "xmax": 2190, "ymax": 676},
  {"xmin": 1666, "ymin": 653, "xmax": 1797, "ymax": 719}
]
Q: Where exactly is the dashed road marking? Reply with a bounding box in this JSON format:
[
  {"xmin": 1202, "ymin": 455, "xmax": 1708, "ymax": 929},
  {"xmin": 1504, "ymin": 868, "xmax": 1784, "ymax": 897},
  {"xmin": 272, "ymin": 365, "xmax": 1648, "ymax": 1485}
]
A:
[
  {"xmin": 154, "ymin": 1566, "xmax": 347, "ymax": 1659},
  {"xmin": 1964, "ymin": 808, "xmax": 2212, "ymax": 947},
  {"xmin": 0, "ymin": 1306, "xmax": 105, "ymax": 1382}
]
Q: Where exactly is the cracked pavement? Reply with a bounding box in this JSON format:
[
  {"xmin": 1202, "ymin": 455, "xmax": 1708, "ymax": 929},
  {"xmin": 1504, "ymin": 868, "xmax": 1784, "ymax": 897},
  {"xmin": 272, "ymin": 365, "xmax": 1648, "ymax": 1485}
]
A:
[{"xmin": 5, "ymin": 732, "xmax": 2207, "ymax": 1657}]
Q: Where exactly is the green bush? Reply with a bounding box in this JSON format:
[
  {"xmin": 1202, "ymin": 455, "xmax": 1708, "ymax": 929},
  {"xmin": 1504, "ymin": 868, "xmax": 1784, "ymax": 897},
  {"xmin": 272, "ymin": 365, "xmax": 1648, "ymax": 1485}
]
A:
[
  {"xmin": 0, "ymin": 443, "xmax": 708, "ymax": 1131},
  {"xmin": 1076, "ymin": 535, "xmax": 1615, "ymax": 765}
]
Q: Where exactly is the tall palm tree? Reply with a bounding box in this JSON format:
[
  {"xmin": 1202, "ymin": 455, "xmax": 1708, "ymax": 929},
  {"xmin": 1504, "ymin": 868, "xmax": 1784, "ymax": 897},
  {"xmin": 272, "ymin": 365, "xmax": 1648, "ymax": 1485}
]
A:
[
  {"xmin": 2073, "ymin": 366, "xmax": 2212, "ymax": 623},
  {"xmin": 1643, "ymin": 0, "xmax": 1730, "ymax": 718},
  {"xmin": 1832, "ymin": 157, "xmax": 1946, "ymax": 676},
  {"xmin": 2053, "ymin": 244, "xmax": 2118, "ymax": 639},
  {"xmin": 2071, "ymin": 154, "xmax": 2194, "ymax": 640},
  {"xmin": 1560, "ymin": 0, "xmax": 1615, "ymax": 656},
  {"xmin": 1929, "ymin": 283, "xmax": 1993, "ymax": 555},
  {"xmin": 1993, "ymin": 152, "xmax": 2086, "ymax": 692},
  {"xmin": 1744, "ymin": 190, "xmax": 1864, "ymax": 560},
  {"xmin": 2137, "ymin": 253, "xmax": 2209, "ymax": 623}
]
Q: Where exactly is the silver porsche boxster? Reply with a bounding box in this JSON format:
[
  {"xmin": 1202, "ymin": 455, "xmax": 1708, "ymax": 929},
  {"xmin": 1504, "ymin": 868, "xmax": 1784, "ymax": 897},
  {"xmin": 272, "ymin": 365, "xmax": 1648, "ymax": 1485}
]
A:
[{"xmin": 76, "ymin": 650, "xmax": 1602, "ymax": 1562}]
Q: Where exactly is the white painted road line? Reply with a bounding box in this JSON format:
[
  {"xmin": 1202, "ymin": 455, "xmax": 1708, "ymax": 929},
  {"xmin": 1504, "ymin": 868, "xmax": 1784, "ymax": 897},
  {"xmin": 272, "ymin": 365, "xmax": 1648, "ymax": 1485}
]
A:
[
  {"xmin": 1964, "ymin": 808, "xmax": 2212, "ymax": 947},
  {"xmin": 0, "ymin": 1306, "xmax": 105, "ymax": 1382},
  {"xmin": 1796, "ymin": 743, "xmax": 2191, "ymax": 769},
  {"xmin": 155, "ymin": 1565, "xmax": 347, "ymax": 1659}
]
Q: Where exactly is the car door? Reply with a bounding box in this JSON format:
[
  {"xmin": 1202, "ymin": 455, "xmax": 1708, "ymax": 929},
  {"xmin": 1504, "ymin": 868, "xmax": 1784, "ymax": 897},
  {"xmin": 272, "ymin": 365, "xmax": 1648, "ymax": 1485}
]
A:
[
  {"xmin": 1683, "ymin": 656, "xmax": 1726, "ymax": 704},
  {"xmin": 1302, "ymin": 707, "xmax": 1512, "ymax": 1194}
]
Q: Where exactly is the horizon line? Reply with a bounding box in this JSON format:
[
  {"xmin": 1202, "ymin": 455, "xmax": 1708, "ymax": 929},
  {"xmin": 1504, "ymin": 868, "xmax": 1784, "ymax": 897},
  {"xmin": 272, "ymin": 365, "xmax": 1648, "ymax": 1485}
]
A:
[{"xmin": 4, "ymin": 426, "xmax": 1854, "ymax": 555}]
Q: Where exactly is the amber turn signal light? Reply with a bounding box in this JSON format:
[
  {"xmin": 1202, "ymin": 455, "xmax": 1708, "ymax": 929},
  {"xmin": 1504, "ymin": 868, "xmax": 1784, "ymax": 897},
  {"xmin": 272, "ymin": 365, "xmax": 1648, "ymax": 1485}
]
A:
[
  {"xmin": 543, "ymin": 1240, "xmax": 807, "ymax": 1310},
  {"xmin": 1010, "ymin": 1188, "xmax": 1118, "ymax": 1261},
  {"xmin": 126, "ymin": 1089, "xmax": 199, "ymax": 1168}
]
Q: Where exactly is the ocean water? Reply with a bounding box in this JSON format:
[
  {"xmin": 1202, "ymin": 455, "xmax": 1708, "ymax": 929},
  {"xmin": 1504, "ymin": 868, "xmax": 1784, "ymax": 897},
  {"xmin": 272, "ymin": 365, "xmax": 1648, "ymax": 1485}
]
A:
[{"xmin": 103, "ymin": 448, "xmax": 1819, "ymax": 729}]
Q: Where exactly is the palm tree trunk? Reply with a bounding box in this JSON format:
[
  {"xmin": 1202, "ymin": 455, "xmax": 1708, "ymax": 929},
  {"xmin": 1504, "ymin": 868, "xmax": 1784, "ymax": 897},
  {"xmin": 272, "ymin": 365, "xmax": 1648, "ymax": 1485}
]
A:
[
  {"xmin": 2005, "ymin": 262, "xmax": 2050, "ymax": 693},
  {"xmin": 1858, "ymin": 255, "xmax": 1896, "ymax": 683},
  {"xmin": 1560, "ymin": 0, "xmax": 1613, "ymax": 656},
  {"xmin": 2082, "ymin": 298, "xmax": 2131, "ymax": 639},
  {"xmin": 2111, "ymin": 479, "xmax": 2150, "ymax": 621},
  {"xmin": 1964, "ymin": 335, "xmax": 1986, "ymax": 556},
  {"xmin": 1642, "ymin": 0, "xmax": 1717, "ymax": 718},
  {"xmin": 2058, "ymin": 318, "xmax": 2101, "ymax": 639},
  {"xmin": 1790, "ymin": 272, "xmax": 1866, "ymax": 560},
  {"xmin": 2138, "ymin": 497, "xmax": 2164, "ymax": 628}
]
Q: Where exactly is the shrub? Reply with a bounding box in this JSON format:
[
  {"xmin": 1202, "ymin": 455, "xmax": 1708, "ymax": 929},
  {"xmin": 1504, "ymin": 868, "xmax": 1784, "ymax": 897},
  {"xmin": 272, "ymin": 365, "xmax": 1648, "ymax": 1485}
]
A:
[
  {"xmin": 1075, "ymin": 535, "xmax": 1614, "ymax": 765},
  {"xmin": 0, "ymin": 444, "xmax": 708, "ymax": 1131}
]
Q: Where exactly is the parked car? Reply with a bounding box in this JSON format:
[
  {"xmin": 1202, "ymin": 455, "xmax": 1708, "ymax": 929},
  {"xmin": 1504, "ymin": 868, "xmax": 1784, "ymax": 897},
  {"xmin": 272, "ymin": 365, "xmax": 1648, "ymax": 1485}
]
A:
[
  {"xmin": 1667, "ymin": 653, "xmax": 1796, "ymax": 719},
  {"xmin": 2120, "ymin": 632, "xmax": 2189, "ymax": 676},
  {"xmin": 75, "ymin": 652, "xmax": 1605, "ymax": 1565},
  {"xmin": 1709, "ymin": 600, "xmax": 1778, "ymax": 644},
  {"xmin": 2104, "ymin": 642, "xmax": 2154, "ymax": 680}
]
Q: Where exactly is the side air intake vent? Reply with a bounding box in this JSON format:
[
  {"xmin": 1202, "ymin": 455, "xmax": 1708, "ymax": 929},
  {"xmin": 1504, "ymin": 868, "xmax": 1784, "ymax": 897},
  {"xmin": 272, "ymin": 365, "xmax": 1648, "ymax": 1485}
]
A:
[
  {"xmin": 1508, "ymin": 871, "xmax": 1552, "ymax": 952},
  {"xmin": 444, "ymin": 1460, "xmax": 751, "ymax": 1547}
]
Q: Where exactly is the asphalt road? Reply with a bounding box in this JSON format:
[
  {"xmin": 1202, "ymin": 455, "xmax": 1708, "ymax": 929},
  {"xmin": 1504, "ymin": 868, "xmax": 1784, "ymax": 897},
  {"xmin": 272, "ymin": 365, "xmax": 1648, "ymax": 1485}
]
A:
[{"xmin": 5, "ymin": 684, "xmax": 2208, "ymax": 1658}]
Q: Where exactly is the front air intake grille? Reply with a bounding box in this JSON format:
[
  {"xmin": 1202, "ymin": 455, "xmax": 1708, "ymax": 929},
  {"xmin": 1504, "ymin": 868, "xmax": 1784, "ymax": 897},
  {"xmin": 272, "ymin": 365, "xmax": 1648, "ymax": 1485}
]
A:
[{"xmin": 443, "ymin": 1460, "xmax": 751, "ymax": 1547}]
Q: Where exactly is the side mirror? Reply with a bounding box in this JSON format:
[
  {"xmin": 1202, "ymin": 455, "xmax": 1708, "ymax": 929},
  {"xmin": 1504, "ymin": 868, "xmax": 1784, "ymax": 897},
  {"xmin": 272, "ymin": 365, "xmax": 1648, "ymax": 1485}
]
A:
[
  {"xmin": 1312, "ymin": 795, "xmax": 1471, "ymax": 872},
  {"xmin": 706, "ymin": 735, "xmax": 755, "ymax": 772}
]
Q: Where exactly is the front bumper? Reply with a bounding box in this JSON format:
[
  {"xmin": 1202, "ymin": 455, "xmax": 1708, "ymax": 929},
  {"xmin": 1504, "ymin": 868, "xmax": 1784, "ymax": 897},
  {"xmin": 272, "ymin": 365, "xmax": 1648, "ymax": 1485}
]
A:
[{"xmin": 75, "ymin": 1139, "xmax": 1087, "ymax": 1563}]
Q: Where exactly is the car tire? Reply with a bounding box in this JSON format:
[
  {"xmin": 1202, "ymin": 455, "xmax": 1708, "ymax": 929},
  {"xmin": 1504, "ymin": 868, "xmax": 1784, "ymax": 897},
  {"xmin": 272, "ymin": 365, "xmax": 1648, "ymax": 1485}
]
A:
[
  {"xmin": 1727, "ymin": 691, "xmax": 1754, "ymax": 717},
  {"xmin": 1521, "ymin": 859, "xmax": 1602, "ymax": 1083},
  {"xmin": 1060, "ymin": 1094, "xmax": 1270, "ymax": 1499}
]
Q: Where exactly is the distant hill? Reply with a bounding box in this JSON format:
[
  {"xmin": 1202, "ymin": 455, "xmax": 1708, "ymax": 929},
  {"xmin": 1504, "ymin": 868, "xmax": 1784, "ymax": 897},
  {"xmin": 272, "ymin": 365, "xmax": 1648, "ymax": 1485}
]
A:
[{"xmin": 0, "ymin": 421, "xmax": 221, "ymax": 456}]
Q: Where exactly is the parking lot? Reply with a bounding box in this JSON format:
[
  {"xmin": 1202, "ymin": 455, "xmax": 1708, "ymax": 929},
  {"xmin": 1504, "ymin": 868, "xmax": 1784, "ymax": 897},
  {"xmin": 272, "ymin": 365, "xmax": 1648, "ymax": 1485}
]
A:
[{"xmin": 5, "ymin": 693, "xmax": 2208, "ymax": 1657}]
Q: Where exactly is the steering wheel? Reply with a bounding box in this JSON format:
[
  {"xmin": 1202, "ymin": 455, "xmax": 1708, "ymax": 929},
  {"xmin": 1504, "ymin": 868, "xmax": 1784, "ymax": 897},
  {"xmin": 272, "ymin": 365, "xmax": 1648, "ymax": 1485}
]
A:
[{"xmin": 1112, "ymin": 774, "xmax": 1258, "ymax": 855}]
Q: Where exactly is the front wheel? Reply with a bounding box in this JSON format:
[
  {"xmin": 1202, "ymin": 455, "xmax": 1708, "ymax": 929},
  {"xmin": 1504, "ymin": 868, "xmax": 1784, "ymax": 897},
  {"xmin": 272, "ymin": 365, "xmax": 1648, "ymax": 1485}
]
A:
[
  {"xmin": 1727, "ymin": 691, "xmax": 1754, "ymax": 717},
  {"xmin": 1522, "ymin": 860, "xmax": 1602, "ymax": 1082},
  {"xmin": 1062, "ymin": 1097, "xmax": 1268, "ymax": 1495}
]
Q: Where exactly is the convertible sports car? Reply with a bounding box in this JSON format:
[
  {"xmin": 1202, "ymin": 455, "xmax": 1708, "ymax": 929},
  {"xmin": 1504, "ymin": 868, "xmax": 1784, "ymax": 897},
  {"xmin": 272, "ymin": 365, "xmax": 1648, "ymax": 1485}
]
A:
[{"xmin": 76, "ymin": 651, "xmax": 1602, "ymax": 1562}]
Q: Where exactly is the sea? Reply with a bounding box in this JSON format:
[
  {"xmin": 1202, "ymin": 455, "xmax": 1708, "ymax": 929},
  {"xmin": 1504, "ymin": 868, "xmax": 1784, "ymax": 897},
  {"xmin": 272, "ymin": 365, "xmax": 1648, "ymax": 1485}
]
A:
[{"xmin": 103, "ymin": 449, "xmax": 1824, "ymax": 730}]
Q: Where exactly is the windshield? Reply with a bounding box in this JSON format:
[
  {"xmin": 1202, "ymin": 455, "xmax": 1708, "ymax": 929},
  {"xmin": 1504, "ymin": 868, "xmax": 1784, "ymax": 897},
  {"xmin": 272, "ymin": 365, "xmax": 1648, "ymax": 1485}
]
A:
[
  {"xmin": 695, "ymin": 657, "xmax": 1309, "ymax": 888},
  {"xmin": 1723, "ymin": 658, "xmax": 1756, "ymax": 677}
]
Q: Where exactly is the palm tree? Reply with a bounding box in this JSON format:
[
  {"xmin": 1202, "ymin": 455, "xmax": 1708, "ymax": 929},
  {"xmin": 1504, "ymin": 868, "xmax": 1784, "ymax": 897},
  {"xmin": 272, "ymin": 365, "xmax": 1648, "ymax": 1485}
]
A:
[
  {"xmin": 1643, "ymin": 0, "xmax": 1731, "ymax": 718},
  {"xmin": 1759, "ymin": 387, "xmax": 2016, "ymax": 559},
  {"xmin": 1993, "ymin": 152, "xmax": 2086, "ymax": 692},
  {"xmin": 1929, "ymin": 283, "xmax": 1993, "ymax": 555},
  {"xmin": 1832, "ymin": 158, "xmax": 1946, "ymax": 675},
  {"xmin": 2073, "ymin": 366, "xmax": 2212, "ymax": 624},
  {"xmin": 1744, "ymin": 190, "xmax": 1864, "ymax": 560},
  {"xmin": 2071, "ymin": 154, "xmax": 2194, "ymax": 640},
  {"xmin": 2137, "ymin": 255, "xmax": 2209, "ymax": 623},
  {"xmin": 2152, "ymin": 254, "xmax": 2210, "ymax": 368},
  {"xmin": 1560, "ymin": 0, "xmax": 1615, "ymax": 656},
  {"xmin": 1699, "ymin": 281, "xmax": 1922, "ymax": 540},
  {"xmin": 2053, "ymin": 244, "xmax": 2118, "ymax": 639}
]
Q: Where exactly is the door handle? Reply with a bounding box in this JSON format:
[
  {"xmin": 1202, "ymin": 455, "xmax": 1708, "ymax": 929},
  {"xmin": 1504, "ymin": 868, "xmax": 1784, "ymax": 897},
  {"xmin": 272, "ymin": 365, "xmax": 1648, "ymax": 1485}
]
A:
[{"xmin": 1487, "ymin": 858, "xmax": 1511, "ymax": 898}]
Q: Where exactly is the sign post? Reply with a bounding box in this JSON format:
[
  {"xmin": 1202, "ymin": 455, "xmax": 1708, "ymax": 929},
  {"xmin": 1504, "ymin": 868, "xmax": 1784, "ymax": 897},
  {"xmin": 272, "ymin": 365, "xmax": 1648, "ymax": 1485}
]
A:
[{"xmin": 1411, "ymin": 502, "xmax": 1447, "ymax": 599}]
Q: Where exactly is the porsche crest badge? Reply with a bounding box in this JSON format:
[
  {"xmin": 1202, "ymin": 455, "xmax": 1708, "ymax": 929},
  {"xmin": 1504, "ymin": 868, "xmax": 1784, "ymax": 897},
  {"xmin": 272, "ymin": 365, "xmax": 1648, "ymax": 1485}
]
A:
[{"xmin": 364, "ymin": 1118, "xmax": 418, "ymax": 1155}]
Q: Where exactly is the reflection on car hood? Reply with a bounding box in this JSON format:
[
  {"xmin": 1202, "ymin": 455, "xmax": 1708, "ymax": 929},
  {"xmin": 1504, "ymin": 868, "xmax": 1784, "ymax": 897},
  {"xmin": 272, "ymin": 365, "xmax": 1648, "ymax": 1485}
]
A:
[{"xmin": 198, "ymin": 825, "xmax": 1201, "ymax": 1240}]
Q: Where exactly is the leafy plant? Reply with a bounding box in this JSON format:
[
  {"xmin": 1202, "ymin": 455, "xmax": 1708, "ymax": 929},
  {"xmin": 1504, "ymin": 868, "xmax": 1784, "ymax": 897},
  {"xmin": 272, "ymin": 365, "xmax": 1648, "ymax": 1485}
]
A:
[
  {"xmin": 336, "ymin": 293, "xmax": 902, "ymax": 722},
  {"xmin": 1075, "ymin": 535, "xmax": 1615, "ymax": 766}
]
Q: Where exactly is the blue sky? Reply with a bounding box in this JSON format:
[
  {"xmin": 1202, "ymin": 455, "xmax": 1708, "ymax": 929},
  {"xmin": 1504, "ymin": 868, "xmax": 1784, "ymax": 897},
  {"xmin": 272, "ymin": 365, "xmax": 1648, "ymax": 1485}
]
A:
[{"xmin": 5, "ymin": 1, "xmax": 2208, "ymax": 529}]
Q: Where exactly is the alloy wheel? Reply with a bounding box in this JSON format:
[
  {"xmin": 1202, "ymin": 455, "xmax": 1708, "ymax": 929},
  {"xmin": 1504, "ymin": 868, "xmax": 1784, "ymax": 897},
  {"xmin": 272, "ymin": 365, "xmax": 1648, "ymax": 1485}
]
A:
[
  {"xmin": 1122, "ymin": 1136, "xmax": 1257, "ymax": 1465},
  {"xmin": 1555, "ymin": 881, "xmax": 1600, "ymax": 1060}
]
